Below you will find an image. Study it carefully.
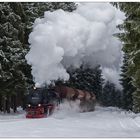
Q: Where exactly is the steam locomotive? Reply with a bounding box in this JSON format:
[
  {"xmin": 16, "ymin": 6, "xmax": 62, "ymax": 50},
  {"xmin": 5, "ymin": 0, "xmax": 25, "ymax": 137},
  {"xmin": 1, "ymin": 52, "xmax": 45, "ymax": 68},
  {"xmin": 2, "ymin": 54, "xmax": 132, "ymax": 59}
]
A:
[
  {"xmin": 26, "ymin": 87, "xmax": 60, "ymax": 118},
  {"xmin": 26, "ymin": 85, "xmax": 96, "ymax": 118}
]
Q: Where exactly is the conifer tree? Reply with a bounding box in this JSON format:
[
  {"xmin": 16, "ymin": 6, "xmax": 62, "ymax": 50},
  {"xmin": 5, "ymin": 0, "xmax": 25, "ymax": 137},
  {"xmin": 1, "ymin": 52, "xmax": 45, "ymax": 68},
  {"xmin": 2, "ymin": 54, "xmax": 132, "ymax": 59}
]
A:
[
  {"xmin": 120, "ymin": 54, "xmax": 136, "ymax": 110},
  {"xmin": 102, "ymin": 81, "xmax": 115, "ymax": 106},
  {"xmin": 0, "ymin": 3, "xmax": 27, "ymax": 112},
  {"xmin": 116, "ymin": 3, "xmax": 140, "ymax": 113},
  {"xmin": 93, "ymin": 65, "xmax": 104, "ymax": 101},
  {"xmin": 102, "ymin": 81, "xmax": 122, "ymax": 107}
]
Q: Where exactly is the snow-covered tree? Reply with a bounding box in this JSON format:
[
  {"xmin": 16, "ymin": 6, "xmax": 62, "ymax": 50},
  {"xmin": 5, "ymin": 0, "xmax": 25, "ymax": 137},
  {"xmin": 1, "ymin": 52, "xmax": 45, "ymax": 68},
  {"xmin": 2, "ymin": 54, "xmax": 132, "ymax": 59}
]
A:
[
  {"xmin": 93, "ymin": 65, "xmax": 104, "ymax": 101},
  {"xmin": 120, "ymin": 54, "xmax": 136, "ymax": 110},
  {"xmin": 116, "ymin": 3, "xmax": 140, "ymax": 113},
  {"xmin": 102, "ymin": 81, "xmax": 122, "ymax": 107},
  {"xmin": 0, "ymin": 3, "xmax": 27, "ymax": 112}
]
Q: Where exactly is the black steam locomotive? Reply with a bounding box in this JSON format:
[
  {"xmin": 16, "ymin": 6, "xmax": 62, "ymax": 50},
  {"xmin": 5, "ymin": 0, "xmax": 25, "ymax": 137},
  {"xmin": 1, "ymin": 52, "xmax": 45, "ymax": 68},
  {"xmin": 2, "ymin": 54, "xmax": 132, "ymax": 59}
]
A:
[{"xmin": 26, "ymin": 87, "xmax": 60, "ymax": 118}]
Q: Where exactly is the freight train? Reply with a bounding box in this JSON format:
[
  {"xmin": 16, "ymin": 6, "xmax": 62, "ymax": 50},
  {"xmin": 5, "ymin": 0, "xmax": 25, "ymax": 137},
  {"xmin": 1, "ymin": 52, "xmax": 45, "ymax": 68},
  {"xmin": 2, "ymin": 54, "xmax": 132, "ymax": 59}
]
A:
[{"xmin": 26, "ymin": 85, "xmax": 96, "ymax": 118}]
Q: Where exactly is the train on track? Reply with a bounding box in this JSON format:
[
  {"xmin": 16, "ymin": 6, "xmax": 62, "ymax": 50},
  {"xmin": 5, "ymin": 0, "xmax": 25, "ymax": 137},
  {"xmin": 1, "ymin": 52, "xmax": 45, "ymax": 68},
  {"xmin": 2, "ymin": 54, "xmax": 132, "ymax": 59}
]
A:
[{"xmin": 26, "ymin": 85, "xmax": 96, "ymax": 118}]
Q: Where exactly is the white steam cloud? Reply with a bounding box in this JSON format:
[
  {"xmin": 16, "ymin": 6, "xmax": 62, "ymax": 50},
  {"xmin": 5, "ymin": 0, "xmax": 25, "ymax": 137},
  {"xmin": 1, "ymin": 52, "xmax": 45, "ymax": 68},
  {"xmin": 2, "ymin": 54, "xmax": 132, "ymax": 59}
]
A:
[{"xmin": 25, "ymin": 3, "xmax": 125, "ymax": 88}]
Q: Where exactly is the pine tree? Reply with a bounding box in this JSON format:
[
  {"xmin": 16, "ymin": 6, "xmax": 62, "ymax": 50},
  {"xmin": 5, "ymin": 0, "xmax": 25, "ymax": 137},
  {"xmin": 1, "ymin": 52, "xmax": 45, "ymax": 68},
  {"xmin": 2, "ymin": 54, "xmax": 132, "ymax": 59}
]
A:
[
  {"xmin": 116, "ymin": 3, "xmax": 140, "ymax": 113},
  {"xmin": 102, "ymin": 81, "xmax": 115, "ymax": 106},
  {"xmin": 120, "ymin": 54, "xmax": 136, "ymax": 110},
  {"xmin": 93, "ymin": 65, "xmax": 104, "ymax": 101},
  {"xmin": 102, "ymin": 81, "xmax": 122, "ymax": 107},
  {"xmin": 0, "ymin": 3, "xmax": 27, "ymax": 112},
  {"xmin": 114, "ymin": 89, "xmax": 122, "ymax": 108}
]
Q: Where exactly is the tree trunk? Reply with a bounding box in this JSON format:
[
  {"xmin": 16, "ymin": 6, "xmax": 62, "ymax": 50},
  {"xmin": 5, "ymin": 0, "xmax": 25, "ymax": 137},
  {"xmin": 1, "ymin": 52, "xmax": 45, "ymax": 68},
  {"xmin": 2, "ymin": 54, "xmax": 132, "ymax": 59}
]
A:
[
  {"xmin": 0, "ymin": 95, "xmax": 2, "ymax": 111},
  {"xmin": 22, "ymin": 95, "xmax": 26, "ymax": 110},
  {"xmin": 2, "ymin": 96, "xmax": 6, "ymax": 113},
  {"xmin": 13, "ymin": 95, "xmax": 17, "ymax": 113},
  {"xmin": 6, "ymin": 95, "xmax": 10, "ymax": 113}
]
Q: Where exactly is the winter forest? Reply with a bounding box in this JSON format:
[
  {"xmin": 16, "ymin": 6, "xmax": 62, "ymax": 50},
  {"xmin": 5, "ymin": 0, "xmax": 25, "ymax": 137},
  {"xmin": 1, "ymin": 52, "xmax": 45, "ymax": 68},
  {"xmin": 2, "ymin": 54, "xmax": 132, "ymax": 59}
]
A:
[{"xmin": 0, "ymin": 2, "xmax": 140, "ymax": 138}]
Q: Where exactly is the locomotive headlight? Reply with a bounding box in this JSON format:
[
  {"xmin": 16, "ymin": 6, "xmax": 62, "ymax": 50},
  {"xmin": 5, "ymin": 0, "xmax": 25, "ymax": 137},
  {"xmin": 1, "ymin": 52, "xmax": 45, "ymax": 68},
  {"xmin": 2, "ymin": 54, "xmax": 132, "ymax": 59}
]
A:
[
  {"xmin": 28, "ymin": 104, "xmax": 31, "ymax": 107},
  {"xmin": 38, "ymin": 104, "xmax": 41, "ymax": 107}
]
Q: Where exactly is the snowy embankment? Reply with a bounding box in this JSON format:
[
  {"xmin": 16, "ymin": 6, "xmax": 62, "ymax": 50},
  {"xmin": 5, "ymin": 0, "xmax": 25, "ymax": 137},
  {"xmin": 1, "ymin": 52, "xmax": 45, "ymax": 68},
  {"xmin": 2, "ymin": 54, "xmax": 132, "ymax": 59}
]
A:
[{"xmin": 0, "ymin": 102, "xmax": 140, "ymax": 138}]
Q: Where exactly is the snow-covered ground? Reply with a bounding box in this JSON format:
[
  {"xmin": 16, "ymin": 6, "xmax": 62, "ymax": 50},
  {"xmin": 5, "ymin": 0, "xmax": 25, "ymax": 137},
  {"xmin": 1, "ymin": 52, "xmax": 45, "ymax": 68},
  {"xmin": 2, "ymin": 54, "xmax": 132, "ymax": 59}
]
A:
[{"xmin": 0, "ymin": 102, "xmax": 140, "ymax": 138}]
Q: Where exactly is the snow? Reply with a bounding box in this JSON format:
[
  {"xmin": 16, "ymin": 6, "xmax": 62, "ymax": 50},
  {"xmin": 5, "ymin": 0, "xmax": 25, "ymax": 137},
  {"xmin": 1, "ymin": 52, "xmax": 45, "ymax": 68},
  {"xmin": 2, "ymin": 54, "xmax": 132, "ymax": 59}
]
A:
[{"xmin": 0, "ymin": 103, "xmax": 140, "ymax": 138}]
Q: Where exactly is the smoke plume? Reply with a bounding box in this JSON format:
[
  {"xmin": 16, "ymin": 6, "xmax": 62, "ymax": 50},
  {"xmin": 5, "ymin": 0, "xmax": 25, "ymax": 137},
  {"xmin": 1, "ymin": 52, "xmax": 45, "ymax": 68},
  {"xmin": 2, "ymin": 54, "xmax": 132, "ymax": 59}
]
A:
[{"xmin": 25, "ymin": 3, "xmax": 125, "ymax": 88}]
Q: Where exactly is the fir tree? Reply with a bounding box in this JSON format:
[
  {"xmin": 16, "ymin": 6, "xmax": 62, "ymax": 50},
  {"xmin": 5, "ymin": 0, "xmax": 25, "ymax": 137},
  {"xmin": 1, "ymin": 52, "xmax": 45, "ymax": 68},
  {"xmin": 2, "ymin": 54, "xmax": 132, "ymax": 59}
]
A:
[
  {"xmin": 102, "ymin": 81, "xmax": 122, "ymax": 107},
  {"xmin": 93, "ymin": 65, "xmax": 104, "ymax": 101},
  {"xmin": 0, "ymin": 3, "xmax": 27, "ymax": 112},
  {"xmin": 102, "ymin": 81, "xmax": 115, "ymax": 106},
  {"xmin": 120, "ymin": 54, "xmax": 136, "ymax": 110},
  {"xmin": 116, "ymin": 3, "xmax": 140, "ymax": 113}
]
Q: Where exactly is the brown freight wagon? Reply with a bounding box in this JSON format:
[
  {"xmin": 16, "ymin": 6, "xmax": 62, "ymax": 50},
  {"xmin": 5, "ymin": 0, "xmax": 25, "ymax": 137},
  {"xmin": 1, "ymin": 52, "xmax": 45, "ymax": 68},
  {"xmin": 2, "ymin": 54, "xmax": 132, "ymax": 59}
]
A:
[{"xmin": 54, "ymin": 85, "xmax": 96, "ymax": 112}]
